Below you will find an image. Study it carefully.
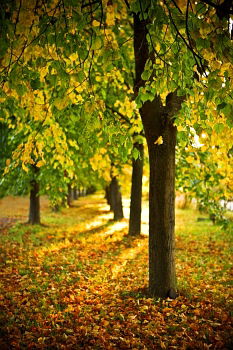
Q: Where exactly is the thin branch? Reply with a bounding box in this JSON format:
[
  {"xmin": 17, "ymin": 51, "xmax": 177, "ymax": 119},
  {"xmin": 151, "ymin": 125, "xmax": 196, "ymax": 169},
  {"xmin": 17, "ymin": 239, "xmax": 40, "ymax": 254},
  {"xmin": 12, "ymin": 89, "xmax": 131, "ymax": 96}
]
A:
[
  {"xmin": 61, "ymin": 0, "xmax": 68, "ymax": 30},
  {"xmin": 13, "ymin": 0, "xmax": 22, "ymax": 35},
  {"xmin": 170, "ymin": 0, "xmax": 183, "ymax": 14},
  {"xmin": 2, "ymin": 0, "xmax": 62, "ymax": 77},
  {"xmin": 123, "ymin": 0, "xmax": 130, "ymax": 9},
  {"xmin": 81, "ymin": 0, "xmax": 100, "ymax": 10},
  {"xmin": 164, "ymin": 0, "xmax": 208, "ymax": 75},
  {"xmin": 105, "ymin": 105, "xmax": 132, "ymax": 126}
]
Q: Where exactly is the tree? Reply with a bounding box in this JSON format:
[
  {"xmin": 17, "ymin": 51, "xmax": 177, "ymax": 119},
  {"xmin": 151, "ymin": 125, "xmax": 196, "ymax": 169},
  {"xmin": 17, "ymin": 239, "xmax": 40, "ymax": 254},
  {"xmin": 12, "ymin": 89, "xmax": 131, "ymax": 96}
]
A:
[
  {"xmin": 133, "ymin": 12, "xmax": 183, "ymax": 297},
  {"xmin": 129, "ymin": 0, "xmax": 232, "ymax": 297}
]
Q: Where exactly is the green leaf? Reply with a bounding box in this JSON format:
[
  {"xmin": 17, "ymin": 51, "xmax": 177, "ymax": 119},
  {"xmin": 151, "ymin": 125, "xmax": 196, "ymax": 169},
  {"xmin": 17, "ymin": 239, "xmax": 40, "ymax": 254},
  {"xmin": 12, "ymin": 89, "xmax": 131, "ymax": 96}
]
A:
[
  {"xmin": 217, "ymin": 102, "xmax": 227, "ymax": 111},
  {"xmin": 132, "ymin": 148, "xmax": 139, "ymax": 160},
  {"xmin": 30, "ymin": 79, "xmax": 41, "ymax": 90},
  {"xmin": 16, "ymin": 84, "xmax": 27, "ymax": 97},
  {"xmin": 141, "ymin": 70, "xmax": 151, "ymax": 81},
  {"xmin": 77, "ymin": 71, "xmax": 85, "ymax": 83},
  {"xmin": 92, "ymin": 37, "xmax": 102, "ymax": 50},
  {"xmin": 214, "ymin": 123, "xmax": 224, "ymax": 134},
  {"xmin": 135, "ymin": 95, "xmax": 142, "ymax": 109},
  {"xmin": 0, "ymin": 38, "xmax": 8, "ymax": 58}
]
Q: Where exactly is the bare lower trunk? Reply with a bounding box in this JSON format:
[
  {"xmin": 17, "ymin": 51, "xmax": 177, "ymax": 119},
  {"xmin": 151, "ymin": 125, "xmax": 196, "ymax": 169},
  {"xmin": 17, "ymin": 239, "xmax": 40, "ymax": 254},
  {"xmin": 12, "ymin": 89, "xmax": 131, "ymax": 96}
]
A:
[
  {"xmin": 128, "ymin": 142, "xmax": 144, "ymax": 236},
  {"xmin": 28, "ymin": 171, "xmax": 40, "ymax": 225},
  {"xmin": 67, "ymin": 184, "xmax": 73, "ymax": 207},
  {"xmin": 109, "ymin": 176, "xmax": 124, "ymax": 221},
  {"xmin": 105, "ymin": 185, "xmax": 113, "ymax": 211},
  {"xmin": 146, "ymin": 113, "xmax": 177, "ymax": 298},
  {"xmin": 73, "ymin": 187, "xmax": 78, "ymax": 200}
]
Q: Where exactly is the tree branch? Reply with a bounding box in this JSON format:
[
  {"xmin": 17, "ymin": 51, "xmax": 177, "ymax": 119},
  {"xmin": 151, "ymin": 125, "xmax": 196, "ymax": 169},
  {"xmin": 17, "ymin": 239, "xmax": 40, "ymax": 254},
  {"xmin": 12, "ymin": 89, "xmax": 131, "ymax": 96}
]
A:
[{"xmin": 105, "ymin": 105, "xmax": 132, "ymax": 126}]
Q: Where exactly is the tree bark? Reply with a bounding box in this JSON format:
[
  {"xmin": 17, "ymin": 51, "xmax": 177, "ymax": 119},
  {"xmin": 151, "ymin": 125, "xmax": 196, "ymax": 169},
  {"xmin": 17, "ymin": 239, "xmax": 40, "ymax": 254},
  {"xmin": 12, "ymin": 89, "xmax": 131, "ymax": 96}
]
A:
[
  {"xmin": 67, "ymin": 184, "xmax": 72, "ymax": 207},
  {"xmin": 128, "ymin": 142, "xmax": 144, "ymax": 236},
  {"xmin": 86, "ymin": 185, "xmax": 96, "ymax": 195},
  {"xmin": 133, "ymin": 13, "xmax": 184, "ymax": 298},
  {"xmin": 28, "ymin": 167, "xmax": 40, "ymax": 225},
  {"xmin": 109, "ymin": 176, "xmax": 124, "ymax": 221},
  {"xmin": 73, "ymin": 187, "xmax": 78, "ymax": 200},
  {"xmin": 144, "ymin": 100, "xmax": 177, "ymax": 298},
  {"xmin": 105, "ymin": 185, "xmax": 113, "ymax": 210}
]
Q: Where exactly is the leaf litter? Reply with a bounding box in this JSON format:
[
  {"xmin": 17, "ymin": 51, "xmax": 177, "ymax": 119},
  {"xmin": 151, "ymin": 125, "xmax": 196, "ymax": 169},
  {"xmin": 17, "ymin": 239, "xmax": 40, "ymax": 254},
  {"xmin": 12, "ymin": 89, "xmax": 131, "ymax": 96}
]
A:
[{"xmin": 0, "ymin": 194, "xmax": 232, "ymax": 349}]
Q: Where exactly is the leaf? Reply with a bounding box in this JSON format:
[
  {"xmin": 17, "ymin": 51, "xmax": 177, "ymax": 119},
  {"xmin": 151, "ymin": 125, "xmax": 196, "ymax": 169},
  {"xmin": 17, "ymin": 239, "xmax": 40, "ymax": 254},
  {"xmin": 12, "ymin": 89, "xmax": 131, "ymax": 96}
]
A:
[
  {"xmin": 36, "ymin": 160, "xmax": 45, "ymax": 167},
  {"xmin": 22, "ymin": 163, "xmax": 29, "ymax": 172},
  {"xmin": 92, "ymin": 37, "xmax": 102, "ymax": 50},
  {"xmin": 132, "ymin": 148, "xmax": 139, "ymax": 160},
  {"xmin": 154, "ymin": 136, "xmax": 163, "ymax": 145},
  {"xmin": 141, "ymin": 70, "xmax": 151, "ymax": 81},
  {"xmin": 92, "ymin": 20, "xmax": 100, "ymax": 27},
  {"xmin": 217, "ymin": 102, "xmax": 227, "ymax": 111},
  {"xmin": 186, "ymin": 156, "xmax": 193, "ymax": 163},
  {"xmin": 214, "ymin": 123, "xmax": 224, "ymax": 134}
]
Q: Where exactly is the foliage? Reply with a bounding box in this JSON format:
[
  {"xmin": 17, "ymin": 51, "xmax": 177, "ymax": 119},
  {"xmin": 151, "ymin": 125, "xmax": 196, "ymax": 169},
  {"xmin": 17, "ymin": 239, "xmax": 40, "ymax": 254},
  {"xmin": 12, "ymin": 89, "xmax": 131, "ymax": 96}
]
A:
[
  {"xmin": 176, "ymin": 116, "xmax": 233, "ymax": 224},
  {"xmin": 0, "ymin": 0, "xmax": 232, "ymax": 212},
  {"xmin": 0, "ymin": 194, "xmax": 232, "ymax": 349}
]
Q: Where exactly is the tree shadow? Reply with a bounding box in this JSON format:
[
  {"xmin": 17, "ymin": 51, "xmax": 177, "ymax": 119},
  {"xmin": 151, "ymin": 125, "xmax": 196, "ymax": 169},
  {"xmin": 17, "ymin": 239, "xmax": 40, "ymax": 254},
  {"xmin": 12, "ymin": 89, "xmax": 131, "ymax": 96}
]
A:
[{"xmin": 77, "ymin": 220, "xmax": 114, "ymax": 238}]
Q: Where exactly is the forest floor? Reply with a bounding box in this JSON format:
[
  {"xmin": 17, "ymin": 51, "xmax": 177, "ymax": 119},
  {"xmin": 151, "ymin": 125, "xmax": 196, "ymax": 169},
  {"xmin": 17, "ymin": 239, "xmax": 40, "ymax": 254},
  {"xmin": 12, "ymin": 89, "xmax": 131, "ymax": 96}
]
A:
[{"xmin": 0, "ymin": 193, "xmax": 232, "ymax": 349}]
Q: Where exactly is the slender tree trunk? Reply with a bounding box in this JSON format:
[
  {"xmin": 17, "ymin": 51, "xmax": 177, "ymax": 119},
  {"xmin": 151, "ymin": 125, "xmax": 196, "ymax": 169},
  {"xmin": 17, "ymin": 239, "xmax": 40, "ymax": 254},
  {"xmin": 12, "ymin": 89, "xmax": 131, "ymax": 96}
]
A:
[
  {"xmin": 87, "ymin": 186, "xmax": 96, "ymax": 195},
  {"xmin": 73, "ymin": 187, "xmax": 78, "ymax": 200},
  {"xmin": 28, "ymin": 167, "xmax": 40, "ymax": 225},
  {"xmin": 67, "ymin": 184, "xmax": 72, "ymax": 207},
  {"xmin": 128, "ymin": 142, "xmax": 144, "ymax": 236},
  {"xmin": 133, "ymin": 13, "xmax": 184, "ymax": 298},
  {"xmin": 105, "ymin": 185, "xmax": 113, "ymax": 210},
  {"xmin": 109, "ymin": 176, "xmax": 124, "ymax": 221}
]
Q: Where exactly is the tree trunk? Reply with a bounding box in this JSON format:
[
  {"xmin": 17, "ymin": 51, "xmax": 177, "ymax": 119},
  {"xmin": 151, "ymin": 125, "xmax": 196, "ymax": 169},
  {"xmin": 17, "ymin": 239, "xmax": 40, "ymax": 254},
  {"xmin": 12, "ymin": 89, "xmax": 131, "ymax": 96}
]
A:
[
  {"xmin": 28, "ymin": 168, "xmax": 40, "ymax": 225},
  {"xmin": 105, "ymin": 185, "xmax": 113, "ymax": 210},
  {"xmin": 73, "ymin": 187, "xmax": 78, "ymax": 200},
  {"xmin": 67, "ymin": 184, "xmax": 72, "ymax": 207},
  {"xmin": 109, "ymin": 176, "xmax": 124, "ymax": 221},
  {"xmin": 145, "ymin": 101, "xmax": 177, "ymax": 298},
  {"xmin": 128, "ymin": 142, "xmax": 144, "ymax": 236},
  {"xmin": 86, "ymin": 186, "xmax": 96, "ymax": 195},
  {"xmin": 133, "ymin": 13, "xmax": 184, "ymax": 298}
]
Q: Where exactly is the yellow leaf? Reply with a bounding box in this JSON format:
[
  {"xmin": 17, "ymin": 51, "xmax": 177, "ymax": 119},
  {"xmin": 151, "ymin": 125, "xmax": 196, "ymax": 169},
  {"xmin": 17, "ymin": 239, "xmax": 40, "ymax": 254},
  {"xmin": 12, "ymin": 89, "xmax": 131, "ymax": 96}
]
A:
[
  {"xmin": 186, "ymin": 156, "xmax": 193, "ymax": 164},
  {"xmin": 22, "ymin": 163, "xmax": 29, "ymax": 173},
  {"xmin": 154, "ymin": 136, "xmax": 163, "ymax": 145},
  {"xmin": 160, "ymin": 341, "xmax": 166, "ymax": 349},
  {"xmin": 92, "ymin": 20, "xmax": 100, "ymax": 27},
  {"xmin": 69, "ymin": 53, "xmax": 78, "ymax": 61},
  {"xmin": 177, "ymin": 125, "xmax": 185, "ymax": 132},
  {"xmin": 6, "ymin": 159, "xmax": 11, "ymax": 166},
  {"xmin": 36, "ymin": 160, "xmax": 45, "ymax": 167}
]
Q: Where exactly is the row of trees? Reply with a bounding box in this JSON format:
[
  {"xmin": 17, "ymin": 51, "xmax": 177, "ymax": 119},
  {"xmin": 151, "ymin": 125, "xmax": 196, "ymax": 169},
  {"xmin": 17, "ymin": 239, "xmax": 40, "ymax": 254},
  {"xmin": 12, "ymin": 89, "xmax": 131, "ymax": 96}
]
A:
[{"xmin": 0, "ymin": 0, "xmax": 232, "ymax": 298}]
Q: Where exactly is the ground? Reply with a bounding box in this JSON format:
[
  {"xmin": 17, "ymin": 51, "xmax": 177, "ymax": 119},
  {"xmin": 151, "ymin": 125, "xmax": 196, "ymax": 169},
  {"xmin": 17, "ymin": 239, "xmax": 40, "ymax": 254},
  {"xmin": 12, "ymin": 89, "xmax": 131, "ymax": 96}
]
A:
[{"xmin": 0, "ymin": 193, "xmax": 232, "ymax": 349}]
